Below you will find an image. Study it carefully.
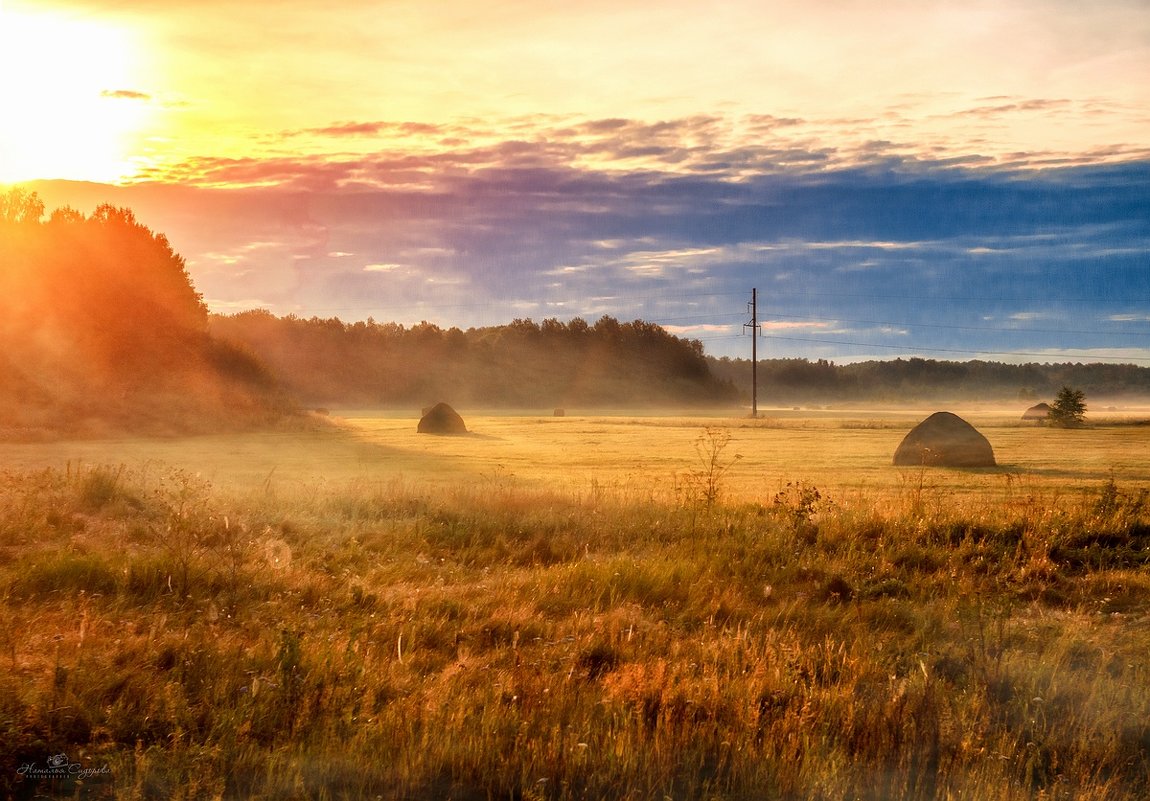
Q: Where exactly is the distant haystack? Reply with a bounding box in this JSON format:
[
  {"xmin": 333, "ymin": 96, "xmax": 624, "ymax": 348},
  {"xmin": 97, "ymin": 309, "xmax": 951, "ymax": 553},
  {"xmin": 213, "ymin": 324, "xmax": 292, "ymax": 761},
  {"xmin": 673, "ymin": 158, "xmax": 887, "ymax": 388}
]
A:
[
  {"xmin": 554, "ymin": 408, "xmax": 566, "ymax": 417},
  {"xmin": 1022, "ymin": 402, "xmax": 1052, "ymax": 424},
  {"xmin": 893, "ymin": 411, "xmax": 996, "ymax": 467},
  {"xmin": 417, "ymin": 402, "xmax": 467, "ymax": 435}
]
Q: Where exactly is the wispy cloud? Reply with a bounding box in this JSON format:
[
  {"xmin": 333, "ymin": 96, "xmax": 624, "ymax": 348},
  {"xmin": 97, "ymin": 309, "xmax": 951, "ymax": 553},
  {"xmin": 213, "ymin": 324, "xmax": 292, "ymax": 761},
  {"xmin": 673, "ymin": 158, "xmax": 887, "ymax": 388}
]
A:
[
  {"xmin": 30, "ymin": 112, "xmax": 1150, "ymax": 361},
  {"xmin": 101, "ymin": 89, "xmax": 151, "ymax": 101},
  {"xmin": 663, "ymin": 323, "xmax": 733, "ymax": 335},
  {"xmin": 947, "ymin": 98, "xmax": 1075, "ymax": 119},
  {"xmin": 137, "ymin": 109, "xmax": 1150, "ymax": 193},
  {"xmin": 763, "ymin": 321, "xmax": 835, "ymax": 331}
]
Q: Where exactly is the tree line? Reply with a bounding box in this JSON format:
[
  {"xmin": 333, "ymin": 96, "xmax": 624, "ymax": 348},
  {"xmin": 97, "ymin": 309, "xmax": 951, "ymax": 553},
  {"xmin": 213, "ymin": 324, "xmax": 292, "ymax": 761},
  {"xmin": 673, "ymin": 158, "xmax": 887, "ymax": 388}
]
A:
[
  {"xmin": 708, "ymin": 356, "xmax": 1150, "ymax": 404},
  {"xmin": 209, "ymin": 311, "xmax": 738, "ymax": 408},
  {"xmin": 0, "ymin": 190, "xmax": 287, "ymax": 436}
]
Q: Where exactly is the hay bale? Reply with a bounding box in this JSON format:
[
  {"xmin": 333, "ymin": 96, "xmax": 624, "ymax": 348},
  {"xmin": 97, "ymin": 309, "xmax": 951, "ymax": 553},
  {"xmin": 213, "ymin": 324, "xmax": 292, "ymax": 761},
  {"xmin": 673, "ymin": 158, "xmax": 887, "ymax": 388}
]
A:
[
  {"xmin": 417, "ymin": 402, "xmax": 467, "ymax": 435},
  {"xmin": 1022, "ymin": 402, "xmax": 1051, "ymax": 424},
  {"xmin": 893, "ymin": 411, "xmax": 995, "ymax": 467}
]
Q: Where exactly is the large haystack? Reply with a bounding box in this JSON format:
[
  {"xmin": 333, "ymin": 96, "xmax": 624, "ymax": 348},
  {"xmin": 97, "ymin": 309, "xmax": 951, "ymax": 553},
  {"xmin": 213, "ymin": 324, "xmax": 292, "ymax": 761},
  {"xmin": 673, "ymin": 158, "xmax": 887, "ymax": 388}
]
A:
[
  {"xmin": 417, "ymin": 402, "xmax": 467, "ymax": 435},
  {"xmin": 893, "ymin": 411, "xmax": 996, "ymax": 467},
  {"xmin": 1022, "ymin": 402, "xmax": 1052, "ymax": 424}
]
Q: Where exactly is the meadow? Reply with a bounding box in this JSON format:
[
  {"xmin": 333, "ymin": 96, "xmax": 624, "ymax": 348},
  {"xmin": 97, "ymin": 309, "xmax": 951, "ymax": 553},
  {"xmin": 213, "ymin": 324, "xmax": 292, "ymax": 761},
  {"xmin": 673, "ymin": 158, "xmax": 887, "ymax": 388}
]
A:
[{"xmin": 2, "ymin": 407, "xmax": 1149, "ymax": 800}]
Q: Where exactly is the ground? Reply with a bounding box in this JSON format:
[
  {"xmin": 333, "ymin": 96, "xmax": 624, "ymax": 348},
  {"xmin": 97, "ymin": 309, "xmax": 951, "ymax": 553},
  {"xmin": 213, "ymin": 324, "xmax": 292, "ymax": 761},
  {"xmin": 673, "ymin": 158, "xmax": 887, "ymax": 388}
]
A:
[
  {"xmin": 2, "ymin": 405, "xmax": 1148, "ymax": 800},
  {"xmin": 3, "ymin": 404, "xmax": 1147, "ymax": 502}
]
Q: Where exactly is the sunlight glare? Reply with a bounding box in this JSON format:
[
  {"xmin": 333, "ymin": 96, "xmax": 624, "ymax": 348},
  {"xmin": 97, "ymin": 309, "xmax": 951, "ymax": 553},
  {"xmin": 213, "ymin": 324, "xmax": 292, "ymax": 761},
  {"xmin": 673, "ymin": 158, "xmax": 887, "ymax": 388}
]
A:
[{"xmin": 0, "ymin": 6, "xmax": 149, "ymax": 184}]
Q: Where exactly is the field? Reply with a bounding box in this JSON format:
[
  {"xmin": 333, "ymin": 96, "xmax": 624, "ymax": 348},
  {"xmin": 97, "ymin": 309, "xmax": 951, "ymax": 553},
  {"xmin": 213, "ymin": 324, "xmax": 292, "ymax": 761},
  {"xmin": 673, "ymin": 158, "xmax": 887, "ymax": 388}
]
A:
[
  {"xmin": 2, "ymin": 407, "xmax": 1149, "ymax": 800},
  {"xmin": 8, "ymin": 406, "xmax": 1150, "ymax": 498}
]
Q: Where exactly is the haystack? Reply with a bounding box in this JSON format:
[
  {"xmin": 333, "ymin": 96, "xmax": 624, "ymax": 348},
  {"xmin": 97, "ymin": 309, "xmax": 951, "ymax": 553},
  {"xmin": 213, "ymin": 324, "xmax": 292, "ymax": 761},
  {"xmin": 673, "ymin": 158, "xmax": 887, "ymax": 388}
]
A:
[
  {"xmin": 417, "ymin": 402, "xmax": 467, "ymax": 435},
  {"xmin": 1022, "ymin": 402, "xmax": 1051, "ymax": 424},
  {"xmin": 893, "ymin": 411, "xmax": 996, "ymax": 467}
]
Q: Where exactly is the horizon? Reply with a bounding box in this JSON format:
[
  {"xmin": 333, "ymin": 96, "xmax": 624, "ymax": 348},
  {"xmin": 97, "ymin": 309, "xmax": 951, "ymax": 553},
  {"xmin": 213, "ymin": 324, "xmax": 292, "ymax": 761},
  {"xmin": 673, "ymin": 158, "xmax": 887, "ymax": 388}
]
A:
[
  {"xmin": 205, "ymin": 307, "xmax": 1150, "ymax": 370},
  {"xmin": 3, "ymin": 1, "xmax": 1149, "ymax": 364}
]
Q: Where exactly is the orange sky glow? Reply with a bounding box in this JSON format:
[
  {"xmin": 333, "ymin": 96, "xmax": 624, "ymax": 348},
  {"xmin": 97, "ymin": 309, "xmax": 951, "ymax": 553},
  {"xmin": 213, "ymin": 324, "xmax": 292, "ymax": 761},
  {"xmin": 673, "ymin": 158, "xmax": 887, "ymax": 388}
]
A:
[
  {"xmin": 4, "ymin": 0, "xmax": 1149, "ymax": 185},
  {"xmin": 3, "ymin": 0, "xmax": 1149, "ymax": 364}
]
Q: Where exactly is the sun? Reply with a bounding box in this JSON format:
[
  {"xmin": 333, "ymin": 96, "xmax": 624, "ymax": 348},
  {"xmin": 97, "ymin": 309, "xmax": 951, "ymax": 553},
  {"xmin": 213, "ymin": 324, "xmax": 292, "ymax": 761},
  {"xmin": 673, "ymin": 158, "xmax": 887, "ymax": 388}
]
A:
[{"xmin": 0, "ymin": 5, "xmax": 151, "ymax": 184}]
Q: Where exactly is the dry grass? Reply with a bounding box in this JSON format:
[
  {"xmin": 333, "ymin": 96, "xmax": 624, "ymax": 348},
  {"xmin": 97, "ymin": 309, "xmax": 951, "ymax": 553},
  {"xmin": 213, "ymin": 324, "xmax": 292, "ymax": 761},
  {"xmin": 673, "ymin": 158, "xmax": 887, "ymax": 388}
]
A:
[{"xmin": 1, "ymin": 411, "xmax": 1149, "ymax": 799}]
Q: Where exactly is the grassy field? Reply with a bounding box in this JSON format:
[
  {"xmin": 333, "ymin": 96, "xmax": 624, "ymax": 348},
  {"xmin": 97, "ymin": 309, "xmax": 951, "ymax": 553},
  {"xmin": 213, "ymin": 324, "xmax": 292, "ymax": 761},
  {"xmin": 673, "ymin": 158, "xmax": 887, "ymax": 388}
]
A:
[
  {"xmin": 2, "ymin": 407, "xmax": 1149, "ymax": 799},
  {"xmin": 6, "ymin": 405, "xmax": 1150, "ymax": 499}
]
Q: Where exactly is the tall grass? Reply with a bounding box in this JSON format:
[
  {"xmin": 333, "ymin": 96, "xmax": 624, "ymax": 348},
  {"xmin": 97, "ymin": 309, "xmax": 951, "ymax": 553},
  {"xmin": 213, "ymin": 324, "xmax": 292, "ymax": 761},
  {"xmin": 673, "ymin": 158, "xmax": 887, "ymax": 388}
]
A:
[{"xmin": 1, "ymin": 457, "xmax": 1147, "ymax": 799}]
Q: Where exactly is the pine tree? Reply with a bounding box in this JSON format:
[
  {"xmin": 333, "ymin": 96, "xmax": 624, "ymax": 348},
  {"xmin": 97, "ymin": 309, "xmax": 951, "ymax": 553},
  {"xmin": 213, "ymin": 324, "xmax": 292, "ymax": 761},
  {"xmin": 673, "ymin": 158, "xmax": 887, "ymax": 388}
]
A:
[{"xmin": 1049, "ymin": 386, "xmax": 1087, "ymax": 427}]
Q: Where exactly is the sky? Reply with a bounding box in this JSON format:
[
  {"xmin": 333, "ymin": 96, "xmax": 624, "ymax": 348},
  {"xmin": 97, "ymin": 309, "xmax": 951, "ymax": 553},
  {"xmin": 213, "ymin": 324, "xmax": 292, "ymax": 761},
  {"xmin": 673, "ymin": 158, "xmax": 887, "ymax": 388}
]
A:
[{"xmin": 3, "ymin": 0, "xmax": 1149, "ymax": 362}]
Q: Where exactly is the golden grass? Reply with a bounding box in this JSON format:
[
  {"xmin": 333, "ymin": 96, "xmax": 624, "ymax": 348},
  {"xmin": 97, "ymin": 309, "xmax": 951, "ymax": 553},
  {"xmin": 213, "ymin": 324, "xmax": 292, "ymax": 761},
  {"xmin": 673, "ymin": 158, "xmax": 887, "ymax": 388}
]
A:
[
  {"xmin": 3, "ymin": 407, "xmax": 1147, "ymax": 501},
  {"xmin": 1, "ymin": 409, "xmax": 1148, "ymax": 799}
]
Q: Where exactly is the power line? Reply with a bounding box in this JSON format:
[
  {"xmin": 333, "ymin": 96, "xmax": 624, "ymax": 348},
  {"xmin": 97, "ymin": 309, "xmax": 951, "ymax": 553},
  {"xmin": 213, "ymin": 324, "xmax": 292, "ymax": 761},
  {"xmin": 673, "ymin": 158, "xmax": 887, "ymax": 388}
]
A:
[
  {"xmin": 211, "ymin": 288, "xmax": 1150, "ymax": 364},
  {"xmin": 759, "ymin": 333, "xmax": 1150, "ymax": 364},
  {"xmin": 772, "ymin": 289, "xmax": 1150, "ymax": 306},
  {"xmin": 757, "ymin": 310, "xmax": 1150, "ymax": 338},
  {"xmin": 656, "ymin": 312, "xmax": 1150, "ymax": 343}
]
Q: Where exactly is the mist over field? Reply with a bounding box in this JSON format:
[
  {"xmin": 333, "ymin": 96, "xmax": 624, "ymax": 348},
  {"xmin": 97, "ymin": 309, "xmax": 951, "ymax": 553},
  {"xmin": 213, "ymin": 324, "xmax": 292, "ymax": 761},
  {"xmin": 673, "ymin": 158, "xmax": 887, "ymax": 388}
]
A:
[
  {"xmin": 3, "ymin": 184, "xmax": 1150, "ymax": 799},
  {"xmin": 0, "ymin": 190, "xmax": 291, "ymax": 438},
  {"xmin": 3, "ymin": 0, "xmax": 1150, "ymax": 791},
  {"xmin": 3, "ymin": 402, "xmax": 1150, "ymax": 799},
  {"xmin": 10, "ymin": 249, "xmax": 1150, "ymax": 801}
]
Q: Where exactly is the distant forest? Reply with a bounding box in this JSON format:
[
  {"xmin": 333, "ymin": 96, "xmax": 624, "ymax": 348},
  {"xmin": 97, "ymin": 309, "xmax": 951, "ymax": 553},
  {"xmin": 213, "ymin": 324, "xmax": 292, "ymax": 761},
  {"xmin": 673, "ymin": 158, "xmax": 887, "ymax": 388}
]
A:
[
  {"xmin": 211, "ymin": 311, "xmax": 1150, "ymax": 411},
  {"xmin": 709, "ymin": 357, "xmax": 1150, "ymax": 405},
  {"xmin": 210, "ymin": 312, "xmax": 737, "ymax": 408}
]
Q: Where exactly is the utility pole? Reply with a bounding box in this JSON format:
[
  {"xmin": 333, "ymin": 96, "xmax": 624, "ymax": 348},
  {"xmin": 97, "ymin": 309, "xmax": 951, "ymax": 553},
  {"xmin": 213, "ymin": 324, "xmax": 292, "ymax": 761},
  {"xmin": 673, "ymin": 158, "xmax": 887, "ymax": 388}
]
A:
[{"xmin": 744, "ymin": 288, "xmax": 760, "ymax": 418}]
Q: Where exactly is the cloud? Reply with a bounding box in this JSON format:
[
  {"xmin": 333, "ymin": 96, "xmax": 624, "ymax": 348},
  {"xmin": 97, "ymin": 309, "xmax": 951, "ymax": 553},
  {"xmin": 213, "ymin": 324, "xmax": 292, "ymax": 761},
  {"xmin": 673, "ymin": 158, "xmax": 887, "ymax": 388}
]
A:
[
  {"xmin": 138, "ymin": 110, "xmax": 1150, "ymax": 203},
  {"xmin": 100, "ymin": 89, "xmax": 152, "ymax": 101},
  {"xmin": 663, "ymin": 324, "xmax": 733, "ymax": 334},
  {"xmin": 947, "ymin": 98, "xmax": 1075, "ymax": 119},
  {"xmin": 289, "ymin": 120, "xmax": 451, "ymax": 139},
  {"xmin": 762, "ymin": 321, "xmax": 834, "ymax": 331},
  {"xmin": 305, "ymin": 121, "xmax": 389, "ymax": 137},
  {"xmin": 29, "ymin": 113, "xmax": 1150, "ymax": 361}
]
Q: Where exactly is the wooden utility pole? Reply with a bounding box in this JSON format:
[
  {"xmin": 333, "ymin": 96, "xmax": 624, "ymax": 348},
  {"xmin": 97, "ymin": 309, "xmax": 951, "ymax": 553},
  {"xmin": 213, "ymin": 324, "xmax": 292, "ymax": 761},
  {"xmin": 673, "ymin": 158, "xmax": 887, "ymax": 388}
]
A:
[{"xmin": 744, "ymin": 288, "xmax": 760, "ymax": 418}]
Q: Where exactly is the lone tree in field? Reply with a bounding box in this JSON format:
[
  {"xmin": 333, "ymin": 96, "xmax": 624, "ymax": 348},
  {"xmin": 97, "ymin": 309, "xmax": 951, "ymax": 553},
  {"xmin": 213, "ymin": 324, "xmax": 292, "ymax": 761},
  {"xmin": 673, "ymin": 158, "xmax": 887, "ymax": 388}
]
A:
[{"xmin": 1049, "ymin": 386, "xmax": 1087, "ymax": 427}]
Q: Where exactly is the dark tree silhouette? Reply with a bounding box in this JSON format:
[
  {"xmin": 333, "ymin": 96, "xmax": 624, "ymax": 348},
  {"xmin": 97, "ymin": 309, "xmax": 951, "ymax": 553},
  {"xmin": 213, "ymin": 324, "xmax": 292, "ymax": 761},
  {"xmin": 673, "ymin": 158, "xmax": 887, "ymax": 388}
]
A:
[
  {"xmin": 1049, "ymin": 386, "xmax": 1087, "ymax": 428},
  {"xmin": 0, "ymin": 189, "xmax": 288, "ymax": 436},
  {"xmin": 708, "ymin": 356, "xmax": 1150, "ymax": 404},
  {"xmin": 210, "ymin": 311, "xmax": 734, "ymax": 408}
]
